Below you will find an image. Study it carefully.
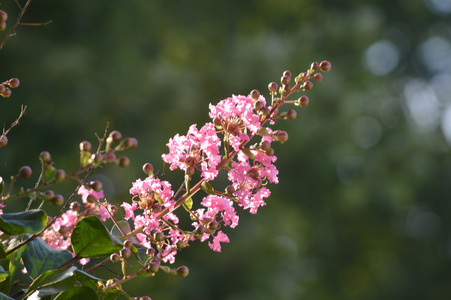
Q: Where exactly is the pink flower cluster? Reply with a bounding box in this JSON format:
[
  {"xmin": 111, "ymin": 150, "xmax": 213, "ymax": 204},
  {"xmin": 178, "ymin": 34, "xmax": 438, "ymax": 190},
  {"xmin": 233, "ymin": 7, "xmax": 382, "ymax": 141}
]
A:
[{"xmin": 123, "ymin": 94, "xmax": 280, "ymax": 260}]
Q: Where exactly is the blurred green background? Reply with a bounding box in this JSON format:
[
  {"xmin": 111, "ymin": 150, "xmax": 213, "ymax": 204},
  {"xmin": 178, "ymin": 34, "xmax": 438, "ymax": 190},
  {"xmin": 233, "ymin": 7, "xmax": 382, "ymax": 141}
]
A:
[{"xmin": 2, "ymin": 0, "xmax": 451, "ymax": 299}]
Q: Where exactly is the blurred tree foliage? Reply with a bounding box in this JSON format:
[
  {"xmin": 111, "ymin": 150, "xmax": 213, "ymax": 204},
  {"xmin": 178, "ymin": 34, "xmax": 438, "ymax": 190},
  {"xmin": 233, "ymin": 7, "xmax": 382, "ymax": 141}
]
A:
[{"xmin": 1, "ymin": 0, "xmax": 451, "ymax": 299}]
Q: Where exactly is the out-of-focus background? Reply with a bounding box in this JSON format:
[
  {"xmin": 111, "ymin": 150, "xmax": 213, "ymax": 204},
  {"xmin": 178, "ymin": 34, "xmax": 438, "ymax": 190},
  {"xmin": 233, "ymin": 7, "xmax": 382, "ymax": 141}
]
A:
[{"xmin": 1, "ymin": 0, "xmax": 451, "ymax": 299}]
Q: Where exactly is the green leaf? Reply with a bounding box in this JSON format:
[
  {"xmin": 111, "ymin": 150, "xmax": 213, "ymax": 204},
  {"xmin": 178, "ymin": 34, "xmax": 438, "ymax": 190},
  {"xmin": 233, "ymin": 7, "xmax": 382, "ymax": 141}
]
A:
[
  {"xmin": 8, "ymin": 241, "xmax": 24, "ymax": 284},
  {"xmin": 22, "ymin": 237, "xmax": 73, "ymax": 279},
  {"xmin": 110, "ymin": 220, "xmax": 131, "ymax": 238},
  {"xmin": 201, "ymin": 181, "xmax": 215, "ymax": 195},
  {"xmin": 0, "ymin": 266, "xmax": 9, "ymax": 283},
  {"xmin": 183, "ymin": 198, "xmax": 193, "ymax": 210},
  {"xmin": 73, "ymin": 269, "xmax": 103, "ymax": 290},
  {"xmin": 54, "ymin": 286, "xmax": 99, "ymax": 300},
  {"xmin": 0, "ymin": 291, "xmax": 14, "ymax": 300},
  {"xmin": 25, "ymin": 266, "xmax": 77, "ymax": 299},
  {"xmin": 71, "ymin": 216, "xmax": 122, "ymax": 258},
  {"xmin": 43, "ymin": 165, "xmax": 57, "ymax": 182},
  {"xmin": 0, "ymin": 210, "xmax": 47, "ymax": 235}
]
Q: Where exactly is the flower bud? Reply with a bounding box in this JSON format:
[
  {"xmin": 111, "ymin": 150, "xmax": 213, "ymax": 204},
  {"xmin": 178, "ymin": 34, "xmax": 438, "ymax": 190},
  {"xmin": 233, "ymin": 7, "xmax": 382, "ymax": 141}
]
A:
[
  {"xmin": 283, "ymin": 70, "xmax": 292, "ymax": 78},
  {"xmin": 147, "ymin": 261, "xmax": 160, "ymax": 273},
  {"xmin": 0, "ymin": 21, "xmax": 5, "ymax": 32},
  {"xmin": 70, "ymin": 201, "xmax": 81, "ymax": 212},
  {"xmin": 225, "ymin": 185, "xmax": 235, "ymax": 195},
  {"xmin": 44, "ymin": 190, "xmax": 55, "ymax": 199},
  {"xmin": 104, "ymin": 152, "xmax": 116, "ymax": 163},
  {"xmin": 0, "ymin": 84, "xmax": 5, "ymax": 94},
  {"xmin": 89, "ymin": 180, "xmax": 103, "ymax": 192},
  {"xmin": 275, "ymin": 131, "xmax": 289, "ymax": 143},
  {"xmin": 86, "ymin": 194, "xmax": 97, "ymax": 203},
  {"xmin": 286, "ymin": 109, "xmax": 297, "ymax": 120},
  {"xmin": 302, "ymin": 81, "xmax": 313, "ymax": 91},
  {"xmin": 298, "ymin": 95, "xmax": 309, "ymax": 107},
  {"xmin": 176, "ymin": 240, "xmax": 188, "ymax": 249},
  {"xmin": 123, "ymin": 240, "xmax": 133, "ymax": 249},
  {"xmin": 79, "ymin": 141, "xmax": 92, "ymax": 152},
  {"xmin": 313, "ymin": 73, "xmax": 323, "ymax": 81},
  {"xmin": 39, "ymin": 151, "xmax": 52, "ymax": 164},
  {"xmin": 176, "ymin": 266, "xmax": 189, "ymax": 278},
  {"xmin": 246, "ymin": 168, "xmax": 259, "ymax": 181},
  {"xmin": 320, "ymin": 60, "xmax": 332, "ymax": 72},
  {"xmin": 106, "ymin": 278, "xmax": 120, "ymax": 288},
  {"xmin": 268, "ymin": 82, "xmax": 278, "ymax": 93},
  {"xmin": 118, "ymin": 156, "xmax": 130, "ymax": 168},
  {"xmin": 108, "ymin": 130, "xmax": 122, "ymax": 143},
  {"xmin": 1, "ymin": 87, "xmax": 11, "ymax": 97},
  {"xmin": 0, "ymin": 135, "xmax": 7, "ymax": 147},
  {"xmin": 50, "ymin": 194, "xmax": 64, "ymax": 206},
  {"xmin": 123, "ymin": 137, "xmax": 138, "ymax": 149},
  {"xmin": 7, "ymin": 78, "xmax": 20, "ymax": 88},
  {"xmin": 207, "ymin": 221, "xmax": 219, "ymax": 231},
  {"xmin": 18, "ymin": 166, "xmax": 32, "ymax": 178},
  {"xmin": 153, "ymin": 231, "xmax": 165, "ymax": 242},
  {"xmin": 250, "ymin": 89, "xmax": 260, "ymax": 100},
  {"xmin": 310, "ymin": 62, "xmax": 320, "ymax": 71},
  {"xmin": 55, "ymin": 169, "xmax": 66, "ymax": 182},
  {"xmin": 89, "ymin": 153, "xmax": 103, "ymax": 166},
  {"xmin": 196, "ymin": 224, "xmax": 206, "ymax": 235},
  {"xmin": 120, "ymin": 247, "xmax": 131, "ymax": 259},
  {"xmin": 281, "ymin": 76, "xmax": 291, "ymax": 86},
  {"xmin": 0, "ymin": 11, "xmax": 7, "ymax": 22},
  {"xmin": 110, "ymin": 205, "xmax": 118, "ymax": 214},
  {"xmin": 110, "ymin": 253, "xmax": 121, "ymax": 263},
  {"xmin": 146, "ymin": 247, "xmax": 155, "ymax": 257},
  {"xmin": 265, "ymin": 148, "xmax": 275, "ymax": 156},
  {"xmin": 143, "ymin": 163, "xmax": 154, "ymax": 175},
  {"xmin": 254, "ymin": 100, "xmax": 265, "ymax": 112},
  {"xmin": 260, "ymin": 140, "xmax": 271, "ymax": 151}
]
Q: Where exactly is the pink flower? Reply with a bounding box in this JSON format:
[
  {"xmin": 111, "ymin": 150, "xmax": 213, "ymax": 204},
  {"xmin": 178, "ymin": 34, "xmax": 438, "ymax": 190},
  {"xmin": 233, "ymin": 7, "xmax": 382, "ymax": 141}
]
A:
[
  {"xmin": 78, "ymin": 184, "xmax": 104, "ymax": 203},
  {"xmin": 201, "ymin": 195, "xmax": 239, "ymax": 228},
  {"xmin": 208, "ymin": 231, "xmax": 230, "ymax": 252}
]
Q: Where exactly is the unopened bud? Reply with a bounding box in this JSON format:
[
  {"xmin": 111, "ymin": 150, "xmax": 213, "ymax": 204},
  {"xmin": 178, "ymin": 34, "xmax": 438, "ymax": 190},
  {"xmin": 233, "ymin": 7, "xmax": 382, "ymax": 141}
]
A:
[
  {"xmin": 283, "ymin": 70, "xmax": 292, "ymax": 78},
  {"xmin": 123, "ymin": 240, "xmax": 133, "ymax": 249},
  {"xmin": 176, "ymin": 266, "xmax": 189, "ymax": 277},
  {"xmin": 0, "ymin": 11, "xmax": 7, "ymax": 22},
  {"xmin": 310, "ymin": 62, "xmax": 320, "ymax": 71},
  {"xmin": 250, "ymin": 89, "xmax": 260, "ymax": 100},
  {"xmin": 281, "ymin": 76, "xmax": 291, "ymax": 86},
  {"xmin": 120, "ymin": 247, "xmax": 131, "ymax": 259},
  {"xmin": 79, "ymin": 141, "xmax": 92, "ymax": 152},
  {"xmin": 123, "ymin": 137, "xmax": 138, "ymax": 149},
  {"xmin": 55, "ymin": 169, "xmax": 66, "ymax": 182},
  {"xmin": 89, "ymin": 180, "xmax": 103, "ymax": 192},
  {"xmin": 89, "ymin": 153, "xmax": 103, "ymax": 166},
  {"xmin": 254, "ymin": 100, "xmax": 265, "ymax": 111},
  {"xmin": 302, "ymin": 81, "xmax": 313, "ymax": 91},
  {"xmin": 286, "ymin": 109, "xmax": 297, "ymax": 120},
  {"xmin": 146, "ymin": 247, "xmax": 155, "ymax": 257},
  {"xmin": 153, "ymin": 231, "xmax": 165, "ymax": 242},
  {"xmin": 0, "ymin": 21, "xmax": 5, "ymax": 32},
  {"xmin": 275, "ymin": 131, "xmax": 289, "ymax": 143},
  {"xmin": 7, "ymin": 78, "xmax": 20, "ymax": 88},
  {"xmin": 70, "ymin": 201, "xmax": 81, "ymax": 212},
  {"xmin": 268, "ymin": 82, "xmax": 278, "ymax": 93},
  {"xmin": 0, "ymin": 135, "xmax": 7, "ymax": 147},
  {"xmin": 104, "ymin": 152, "xmax": 116, "ymax": 163},
  {"xmin": 143, "ymin": 163, "xmax": 154, "ymax": 175},
  {"xmin": 313, "ymin": 73, "xmax": 323, "ymax": 81},
  {"xmin": 118, "ymin": 156, "xmax": 130, "ymax": 168},
  {"xmin": 298, "ymin": 95, "xmax": 309, "ymax": 107},
  {"xmin": 50, "ymin": 194, "xmax": 64, "ymax": 206},
  {"xmin": 110, "ymin": 253, "xmax": 121, "ymax": 263},
  {"xmin": 319, "ymin": 60, "xmax": 332, "ymax": 72},
  {"xmin": 86, "ymin": 194, "xmax": 97, "ymax": 203},
  {"xmin": 1, "ymin": 87, "xmax": 11, "ymax": 97},
  {"xmin": 108, "ymin": 130, "xmax": 122, "ymax": 143},
  {"xmin": 18, "ymin": 166, "xmax": 32, "ymax": 178},
  {"xmin": 39, "ymin": 151, "xmax": 52, "ymax": 164}
]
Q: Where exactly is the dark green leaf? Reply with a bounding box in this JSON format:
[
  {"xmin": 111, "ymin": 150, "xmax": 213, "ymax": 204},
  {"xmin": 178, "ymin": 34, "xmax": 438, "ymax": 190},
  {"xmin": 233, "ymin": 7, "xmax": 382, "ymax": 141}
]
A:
[
  {"xmin": 71, "ymin": 216, "xmax": 122, "ymax": 258},
  {"xmin": 73, "ymin": 269, "xmax": 103, "ymax": 290},
  {"xmin": 0, "ymin": 210, "xmax": 47, "ymax": 235},
  {"xmin": 43, "ymin": 165, "xmax": 56, "ymax": 182},
  {"xmin": 26, "ymin": 266, "xmax": 77, "ymax": 298},
  {"xmin": 54, "ymin": 286, "xmax": 99, "ymax": 300},
  {"xmin": 201, "ymin": 181, "xmax": 216, "ymax": 195},
  {"xmin": 0, "ymin": 266, "xmax": 9, "ymax": 283},
  {"xmin": 22, "ymin": 237, "xmax": 73, "ymax": 279}
]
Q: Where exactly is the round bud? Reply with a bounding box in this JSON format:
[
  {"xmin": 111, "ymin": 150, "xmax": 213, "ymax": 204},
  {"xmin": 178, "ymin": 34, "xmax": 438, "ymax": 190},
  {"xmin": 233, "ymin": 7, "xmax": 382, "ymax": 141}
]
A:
[
  {"xmin": 118, "ymin": 156, "xmax": 130, "ymax": 168},
  {"xmin": 55, "ymin": 169, "xmax": 66, "ymax": 182},
  {"xmin": 208, "ymin": 221, "xmax": 219, "ymax": 231},
  {"xmin": 0, "ymin": 135, "xmax": 7, "ymax": 147},
  {"xmin": 310, "ymin": 62, "xmax": 320, "ymax": 71},
  {"xmin": 50, "ymin": 194, "xmax": 64, "ymax": 206},
  {"xmin": 0, "ymin": 11, "xmax": 7, "ymax": 22},
  {"xmin": 104, "ymin": 152, "xmax": 116, "ymax": 163},
  {"xmin": 89, "ymin": 180, "xmax": 103, "ymax": 192},
  {"xmin": 153, "ymin": 231, "xmax": 165, "ymax": 242},
  {"xmin": 18, "ymin": 166, "xmax": 32, "ymax": 178},
  {"xmin": 281, "ymin": 76, "xmax": 291, "ymax": 86},
  {"xmin": 1, "ymin": 87, "xmax": 11, "ymax": 97},
  {"xmin": 250, "ymin": 89, "xmax": 260, "ymax": 100},
  {"xmin": 143, "ymin": 163, "xmax": 154, "ymax": 175},
  {"xmin": 313, "ymin": 73, "xmax": 323, "ymax": 81},
  {"xmin": 260, "ymin": 140, "xmax": 271, "ymax": 151},
  {"xmin": 299, "ymin": 95, "xmax": 309, "ymax": 107},
  {"xmin": 176, "ymin": 241, "xmax": 188, "ymax": 249},
  {"xmin": 79, "ymin": 141, "xmax": 92, "ymax": 152},
  {"xmin": 282, "ymin": 84, "xmax": 290, "ymax": 93},
  {"xmin": 302, "ymin": 81, "xmax": 313, "ymax": 91},
  {"xmin": 106, "ymin": 278, "xmax": 119, "ymax": 287},
  {"xmin": 0, "ymin": 84, "xmax": 5, "ymax": 94},
  {"xmin": 109, "ymin": 130, "xmax": 122, "ymax": 143},
  {"xmin": 86, "ymin": 194, "xmax": 97, "ymax": 203},
  {"xmin": 123, "ymin": 137, "xmax": 138, "ymax": 149},
  {"xmin": 147, "ymin": 261, "xmax": 160, "ymax": 273},
  {"xmin": 39, "ymin": 151, "xmax": 52, "ymax": 164},
  {"xmin": 265, "ymin": 147, "xmax": 275, "ymax": 156},
  {"xmin": 123, "ymin": 240, "xmax": 133, "ymax": 249},
  {"xmin": 286, "ymin": 109, "xmax": 297, "ymax": 120},
  {"xmin": 319, "ymin": 60, "xmax": 332, "ymax": 72},
  {"xmin": 225, "ymin": 185, "xmax": 235, "ymax": 195},
  {"xmin": 120, "ymin": 247, "xmax": 131, "ymax": 259},
  {"xmin": 246, "ymin": 168, "xmax": 259, "ymax": 181},
  {"xmin": 44, "ymin": 190, "xmax": 55, "ymax": 199},
  {"xmin": 89, "ymin": 153, "xmax": 103, "ymax": 165},
  {"xmin": 261, "ymin": 107, "xmax": 271, "ymax": 117},
  {"xmin": 146, "ymin": 247, "xmax": 155, "ymax": 257},
  {"xmin": 276, "ymin": 131, "xmax": 289, "ymax": 143},
  {"xmin": 176, "ymin": 266, "xmax": 189, "ymax": 278},
  {"xmin": 0, "ymin": 21, "xmax": 5, "ymax": 32},
  {"xmin": 268, "ymin": 82, "xmax": 278, "ymax": 93},
  {"xmin": 110, "ymin": 253, "xmax": 121, "ymax": 263},
  {"xmin": 196, "ymin": 224, "xmax": 206, "ymax": 235},
  {"xmin": 8, "ymin": 78, "xmax": 20, "ymax": 88},
  {"xmin": 254, "ymin": 100, "xmax": 265, "ymax": 111},
  {"xmin": 283, "ymin": 70, "xmax": 292, "ymax": 78},
  {"xmin": 110, "ymin": 205, "xmax": 118, "ymax": 214},
  {"xmin": 70, "ymin": 201, "xmax": 81, "ymax": 212}
]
